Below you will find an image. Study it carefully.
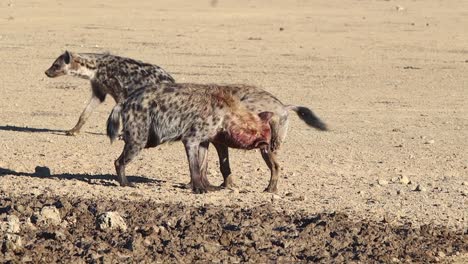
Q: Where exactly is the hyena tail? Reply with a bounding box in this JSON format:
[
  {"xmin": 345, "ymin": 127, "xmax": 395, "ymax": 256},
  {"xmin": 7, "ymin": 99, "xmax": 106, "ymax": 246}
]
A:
[
  {"xmin": 106, "ymin": 103, "xmax": 122, "ymax": 143},
  {"xmin": 286, "ymin": 105, "xmax": 328, "ymax": 131}
]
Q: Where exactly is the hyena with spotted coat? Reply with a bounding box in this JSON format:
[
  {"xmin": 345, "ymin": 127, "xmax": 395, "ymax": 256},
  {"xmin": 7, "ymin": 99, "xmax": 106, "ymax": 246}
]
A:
[
  {"xmin": 108, "ymin": 83, "xmax": 327, "ymax": 193},
  {"xmin": 107, "ymin": 84, "xmax": 274, "ymax": 193},
  {"xmin": 44, "ymin": 51, "xmax": 174, "ymax": 135}
]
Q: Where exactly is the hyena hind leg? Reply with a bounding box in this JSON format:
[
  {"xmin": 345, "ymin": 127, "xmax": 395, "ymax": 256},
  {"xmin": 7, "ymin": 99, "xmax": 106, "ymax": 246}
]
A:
[
  {"xmin": 261, "ymin": 148, "xmax": 280, "ymax": 193},
  {"xmin": 269, "ymin": 113, "xmax": 289, "ymax": 152},
  {"xmin": 114, "ymin": 143, "xmax": 144, "ymax": 187}
]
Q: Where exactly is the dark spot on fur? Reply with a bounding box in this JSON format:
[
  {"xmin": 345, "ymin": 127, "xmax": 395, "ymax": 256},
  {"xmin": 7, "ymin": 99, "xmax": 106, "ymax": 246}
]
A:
[{"xmin": 163, "ymin": 87, "xmax": 175, "ymax": 93}]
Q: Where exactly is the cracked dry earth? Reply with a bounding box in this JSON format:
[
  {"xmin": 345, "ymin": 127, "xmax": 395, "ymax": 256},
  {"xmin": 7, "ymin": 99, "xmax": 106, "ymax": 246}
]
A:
[{"xmin": 0, "ymin": 0, "xmax": 467, "ymax": 262}]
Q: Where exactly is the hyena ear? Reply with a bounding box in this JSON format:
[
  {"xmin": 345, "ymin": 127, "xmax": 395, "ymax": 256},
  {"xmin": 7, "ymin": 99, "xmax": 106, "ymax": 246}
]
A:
[
  {"xmin": 258, "ymin": 111, "xmax": 274, "ymax": 122},
  {"xmin": 63, "ymin": 50, "xmax": 71, "ymax": 64}
]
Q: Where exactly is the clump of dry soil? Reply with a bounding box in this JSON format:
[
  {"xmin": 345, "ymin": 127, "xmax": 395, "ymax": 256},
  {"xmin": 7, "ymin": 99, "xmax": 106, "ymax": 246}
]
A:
[{"xmin": 1, "ymin": 194, "xmax": 466, "ymax": 263}]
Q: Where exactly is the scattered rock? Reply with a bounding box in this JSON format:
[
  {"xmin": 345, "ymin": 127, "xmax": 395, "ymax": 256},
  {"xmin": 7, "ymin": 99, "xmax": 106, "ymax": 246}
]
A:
[
  {"xmin": 34, "ymin": 166, "xmax": 52, "ymax": 177},
  {"xmin": 2, "ymin": 233, "xmax": 23, "ymax": 253},
  {"xmin": 395, "ymin": 5, "xmax": 405, "ymax": 11},
  {"xmin": 271, "ymin": 194, "xmax": 281, "ymax": 202},
  {"xmin": 399, "ymin": 175, "xmax": 411, "ymax": 185},
  {"xmin": 424, "ymin": 140, "xmax": 435, "ymax": 145},
  {"xmin": 461, "ymin": 190, "xmax": 468, "ymax": 196},
  {"xmin": 14, "ymin": 204, "xmax": 25, "ymax": 214},
  {"xmin": 413, "ymin": 184, "xmax": 426, "ymax": 192},
  {"xmin": 36, "ymin": 206, "xmax": 61, "ymax": 225},
  {"xmin": 377, "ymin": 179, "xmax": 388, "ymax": 186},
  {"xmin": 3, "ymin": 215, "xmax": 20, "ymax": 233},
  {"xmin": 462, "ymin": 181, "xmax": 468, "ymax": 186},
  {"xmin": 97, "ymin": 212, "xmax": 127, "ymax": 231}
]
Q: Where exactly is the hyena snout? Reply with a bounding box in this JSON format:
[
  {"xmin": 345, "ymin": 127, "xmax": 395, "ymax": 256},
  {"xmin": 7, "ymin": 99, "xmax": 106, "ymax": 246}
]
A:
[{"xmin": 45, "ymin": 68, "xmax": 63, "ymax": 78}]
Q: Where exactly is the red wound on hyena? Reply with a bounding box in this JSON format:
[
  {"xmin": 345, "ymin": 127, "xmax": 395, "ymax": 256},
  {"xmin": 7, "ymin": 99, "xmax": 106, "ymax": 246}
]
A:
[{"xmin": 215, "ymin": 111, "xmax": 273, "ymax": 150}]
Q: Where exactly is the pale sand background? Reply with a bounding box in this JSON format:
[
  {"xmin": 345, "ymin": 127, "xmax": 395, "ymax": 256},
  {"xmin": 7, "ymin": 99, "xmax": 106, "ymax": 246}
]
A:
[{"xmin": 0, "ymin": 0, "xmax": 466, "ymax": 237}]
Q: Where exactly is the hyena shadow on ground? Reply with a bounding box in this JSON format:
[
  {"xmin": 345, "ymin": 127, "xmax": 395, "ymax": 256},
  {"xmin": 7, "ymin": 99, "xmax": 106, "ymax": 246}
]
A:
[
  {"xmin": 0, "ymin": 167, "xmax": 162, "ymax": 187},
  {"xmin": 0, "ymin": 125, "xmax": 65, "ymax": 134},
  {"xmin": 0, "ymin": 125, "xmax": 106, "ymax": 136}
]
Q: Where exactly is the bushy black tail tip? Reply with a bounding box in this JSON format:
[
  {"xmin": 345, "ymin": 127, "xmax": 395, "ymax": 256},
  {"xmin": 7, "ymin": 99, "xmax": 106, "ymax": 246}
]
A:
[{"xmin": 296, "ymin": 106, "xmax": 328, "ymax": 131}]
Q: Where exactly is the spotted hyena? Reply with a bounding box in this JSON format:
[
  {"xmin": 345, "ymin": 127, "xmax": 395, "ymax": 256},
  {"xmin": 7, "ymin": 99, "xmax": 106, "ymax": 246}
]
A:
[
  {"xmin": 200, "ymin": 84, "xmax": 327, "ymax": 192},
  {"xmin": 107, "ymin": 83, "xmax": 327, "ymax": 193},
  {"xmin": 44, "ymin": 51, "xmax": 175, "ymax": 135},
  {"xmin": 106, "ymin": 83, "xmax": 273, "ymax": 193}
]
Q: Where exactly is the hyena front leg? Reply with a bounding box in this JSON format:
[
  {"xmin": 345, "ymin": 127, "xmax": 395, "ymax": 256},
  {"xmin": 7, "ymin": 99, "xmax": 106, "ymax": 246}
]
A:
[
  {"xmin": 184, "ymin": 141, "xmax": 208, "ymax": 194},
  {"xmin": 114, "ymin": 142, "xmax": 144, "ymax": 187},
  {"xmin": 67, "ymin": 94, "xmax": 103, "ymax": 136},
  {"xmin": 213, "ymin": 143, "xmax": 236, "ymax": 188},
  {"xmin": 199, "ymin": 141, "xmax": 220, "ymax": 191}
]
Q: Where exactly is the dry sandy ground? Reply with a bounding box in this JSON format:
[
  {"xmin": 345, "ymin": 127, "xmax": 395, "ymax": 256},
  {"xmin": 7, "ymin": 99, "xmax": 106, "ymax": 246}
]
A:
[{"xmin": 0, "ymin": 0, "xmax": 467, "ymax": 262}]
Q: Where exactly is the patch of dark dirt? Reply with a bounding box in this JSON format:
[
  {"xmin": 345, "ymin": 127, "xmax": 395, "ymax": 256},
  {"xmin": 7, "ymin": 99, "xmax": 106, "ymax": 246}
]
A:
[{"xmin": 0, "ymin": 194, "xmax": 466, "ymax": 263}]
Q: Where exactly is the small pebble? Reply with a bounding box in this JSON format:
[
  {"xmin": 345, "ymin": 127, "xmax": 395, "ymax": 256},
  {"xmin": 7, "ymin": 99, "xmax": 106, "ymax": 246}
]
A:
[
  {"xmin": 271, "ymin": 194, "xmax": 281, "ymax": 202},
  {"xmin": 424, "ymin": 140, "xmax": 435, "ymax": 144},
  {"xmin": 399, "ymin": 175, "xmax": 411, "ymax": 185},
  {"xmin": 395, "ymin": 5, "xmax": 405, "ymax": 11},
  {"xmin": 413, "ymin": 184, "xmax": 426, "ymax": 192},
  {"xmin": 378, "ymin": 179, "xmax": 388, "ymax": 186},
  {"xmin": 34, "ymin": 166, "xmax": 52, "ymax": 177},
  {"xmin": 96, "ymin": 212, "xmax": 127, "ymax": 231}
]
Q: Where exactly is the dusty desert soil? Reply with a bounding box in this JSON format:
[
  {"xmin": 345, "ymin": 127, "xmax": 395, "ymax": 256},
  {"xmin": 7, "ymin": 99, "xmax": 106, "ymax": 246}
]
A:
[{"xmin": 0, "ymin": 0, "xmax": 467, "ymax": 262}]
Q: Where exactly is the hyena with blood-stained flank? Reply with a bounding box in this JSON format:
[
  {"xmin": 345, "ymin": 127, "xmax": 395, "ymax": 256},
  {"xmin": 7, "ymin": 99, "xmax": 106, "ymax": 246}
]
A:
[
  {"xmin": 44, "ymin": 51, "xmax": 174, "ymax": 135},
  {"xmin": 107, "ymin": 83, "xmax": 327, "ymax": 193},
  {"xmin": 106, "ymin": 83, "xmax": 274, "ymax": 193}
]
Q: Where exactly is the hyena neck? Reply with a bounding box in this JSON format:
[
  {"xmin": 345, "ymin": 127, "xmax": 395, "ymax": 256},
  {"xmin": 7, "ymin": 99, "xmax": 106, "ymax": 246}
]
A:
[{"xmin": 68, "ymin": 53, "xmax": 100, "ymax": 80}]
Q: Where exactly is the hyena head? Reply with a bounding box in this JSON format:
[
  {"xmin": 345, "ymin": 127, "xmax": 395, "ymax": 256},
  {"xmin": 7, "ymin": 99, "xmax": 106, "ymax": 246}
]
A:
[
  {"xmin": 225, "ymin": 109, "xmax": 273, "ymax": 150},
  {"xmin": 45, "ymin": 51, "xmax": 96, "ymax": 79}
]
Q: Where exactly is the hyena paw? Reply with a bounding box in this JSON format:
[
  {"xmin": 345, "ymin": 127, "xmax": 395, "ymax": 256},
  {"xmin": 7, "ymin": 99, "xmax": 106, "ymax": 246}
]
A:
[
  {"xmin": 263, "ymin": 185, "xmax": 278, "ymax": 193},
  {"xmin": 65, "ymin": 129, "xmax": 79, "ymax": 136},
  {"xmin": 220, "ymin": 180, "xmax": 238, "ymax": 189},
  {"xmin": 192, "ymin": 186, "xmax": 208, "ymax": 194},
  {"xmin": 206, "ymin": 184, "xmax": 222, "ymax": 192},
  {"xmin": 119, "ymin": 181, "xmax": 136, "ymax": 188}
]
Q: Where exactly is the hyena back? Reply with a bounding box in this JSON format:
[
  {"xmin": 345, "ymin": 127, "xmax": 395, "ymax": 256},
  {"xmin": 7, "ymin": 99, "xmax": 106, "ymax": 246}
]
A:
[
  {"xmin": 45, "ymin": 51, "xmax": 174, "ymax": 135},
  {"xmin": 107, "ymin": 83, "xmax": 273, "ymax": 193}
]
